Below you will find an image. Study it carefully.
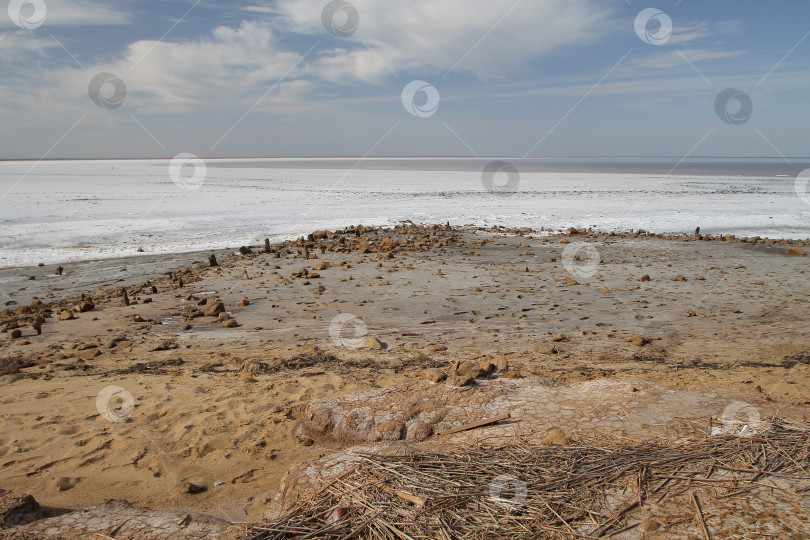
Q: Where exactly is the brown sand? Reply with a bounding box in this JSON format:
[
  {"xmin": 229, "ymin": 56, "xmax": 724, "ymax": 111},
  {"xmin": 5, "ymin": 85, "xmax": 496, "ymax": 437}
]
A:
[{"xmin": 0, "ymin": 224, "xmax": 808, "ymax": 534}]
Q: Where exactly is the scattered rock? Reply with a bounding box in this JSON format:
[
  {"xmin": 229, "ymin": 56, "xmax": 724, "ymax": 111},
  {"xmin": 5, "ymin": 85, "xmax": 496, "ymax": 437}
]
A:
[
  {"xmin": 564, "ymin": 277, "xmax": 577, "ymax": 286},
  {"xmin": 640, "ymin": 274, "xmax": 651, "ymax": 282},
  {"xmin": 237, "ymin": 298, "xmax": 250, "ymax": 307},
  {"xmin": 204, "ymin": 300, "xmax": 225, "ymax": 317},
  {"xmin": 639, "ymin": 518, "xmax": 660, "ymax": 532},
  {"xmin": 494, "ymin": 355, "xmax": 509, "ymax": 372},
  {"xmin": 423, "ymin": 368, "xmax": 446, "ymax": 383},
  {"xmin": 364, "ymin": 336, "xmax": 385, "ymax": 350},
  {"xmin": 224, "ymin": 319, "xmax": 239, "ymax": 328},
  {"xmin": 427, "ymin": 344, "xmax": 447, "ymax": 352},
  {"xmin": 445, "ymin": 374, "xmax": 474, "ymax": 387},
  {"xmin": 786, "ymin": 247, "xmax": 806, "ymax": 256},
  {"xmin": 55, "ymin": 477, "xmax": 74, "ymax": 492},
  {"xmin": 60, "ymin": 310, "xmax": 74, "ymax": 321},
  {"xmin": 673, "ymin": 274, "xmax": 686, "ymax": 282},
  {"xmin": 551, "ymin": 333, "xmax": 567, "ymax": 342},
  {"xmin": 457, "ymin": 361, "xmax": 485, "ymax": 379},
  {"xmin": 9, "ymin": 329, "xmax": 22, "ymax": 339},
  {"xmin": 178, "ymin": 481, "xmax": 207, "ymax": 494},
  {"xmin": 625, "ymin": 335, "xmax": 648, "ymax": 347},
  {"xmin": 500, "ymin": 370, "xmax": 523, "ymax": 379},
  {"xmin": 535, "ymin": 343, "xmax": 558, "ymax": 355},
  {"xmin": 541, "ymin": 428, "xmax": 570, "ymax": 446},
  {"xmin": 314, "ymin": 262, "xmax": 330, "ymax": 271}
]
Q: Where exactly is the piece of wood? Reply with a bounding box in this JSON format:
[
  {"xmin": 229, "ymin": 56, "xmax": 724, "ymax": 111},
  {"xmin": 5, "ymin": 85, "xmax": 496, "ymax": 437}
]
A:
[
  {"xmin": 691, "ymin": 493, "xmax": 711, "ymax": 540},
  {"xmin": 393, "ymin": 490, "xmax": 426, "ymax": 506},
  {"xmin": 438, "ymin": 413, "xmax": 511, "ymax": 437}
]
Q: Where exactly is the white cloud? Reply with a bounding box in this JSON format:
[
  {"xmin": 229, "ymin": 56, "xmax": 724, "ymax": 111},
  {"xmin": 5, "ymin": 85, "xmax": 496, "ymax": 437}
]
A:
[
  {"xmin": 0, "ymin": 0, "xmax": 130, "ymax": 28},
  {"xmin": 275, "ymin": 0, "xmax": 615, "ymax": 81}
]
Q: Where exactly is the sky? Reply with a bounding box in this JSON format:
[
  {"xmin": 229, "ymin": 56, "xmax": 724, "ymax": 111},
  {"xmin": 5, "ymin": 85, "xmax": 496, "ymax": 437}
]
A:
[{"xmin": 0, "ymin": 0, "xmax": 808, "ymax": 159}]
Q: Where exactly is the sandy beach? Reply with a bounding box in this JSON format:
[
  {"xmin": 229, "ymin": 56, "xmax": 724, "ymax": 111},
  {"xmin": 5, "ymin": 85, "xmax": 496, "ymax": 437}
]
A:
[{"xmin": 0, "ymin": 224, "xmax": 808, "ymax": 537}]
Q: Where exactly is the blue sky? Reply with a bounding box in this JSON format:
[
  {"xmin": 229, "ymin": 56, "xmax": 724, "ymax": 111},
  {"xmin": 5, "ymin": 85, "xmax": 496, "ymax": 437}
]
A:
[{"xmin": 0, "ymin": 0, "xmax": 808, "ymax": 159}]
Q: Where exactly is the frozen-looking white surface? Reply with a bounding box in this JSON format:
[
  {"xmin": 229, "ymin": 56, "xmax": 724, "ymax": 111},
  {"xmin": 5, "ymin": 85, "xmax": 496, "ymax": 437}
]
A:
[{"xmin": 0, "ymin": 158, "xmax": 808, "ymax": 268}]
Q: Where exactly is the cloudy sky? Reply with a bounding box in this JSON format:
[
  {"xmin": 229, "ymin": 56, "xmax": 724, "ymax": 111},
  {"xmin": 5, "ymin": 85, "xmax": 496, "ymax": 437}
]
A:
[{"xmin": 0, "ymin": 0, "xmax": 808, "ymax": 159}]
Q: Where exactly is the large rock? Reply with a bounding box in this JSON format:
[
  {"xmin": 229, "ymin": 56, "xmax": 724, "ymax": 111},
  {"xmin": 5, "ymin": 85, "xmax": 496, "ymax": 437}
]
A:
[{"xmin": 203, "ymin": 300, "xmax": 225, "ymax": 317}]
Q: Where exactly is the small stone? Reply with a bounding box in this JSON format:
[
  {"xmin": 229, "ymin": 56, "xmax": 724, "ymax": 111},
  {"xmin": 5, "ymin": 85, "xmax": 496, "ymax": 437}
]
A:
[
  {"xmin": 495, "ymin": 355, "xmax": 509, "ymax": 372},
  {"xmin": 55, "ymin": 477, "xmax": 73, "ymax": 492},
  {"xmin": 564, "ymin": 277, "xmax": 577, "ymax": 286},
  {"xmin": 786, "ymin": 247, "xmax": 806, "ymax": 256},
  {"xmin": 423, "ymin": 368, "xmax": 446, "ymax": 383},
  {"xmin": 685, "ymin": 310, "xmax": 697, "ymax": 317},
  {"xmin": 625, "ymin": 335, "xmax": 648, "ymax": 346},
  {"xmin": 364, "ymin": 336, "xmax": 385, "ymax": 349},
  {"xmin": 597, "ymin": 286, "xmax": 610, "ymax": 293},
  {"xmin": 500, "ymin": 370, "xmax": 523, "ymax": 379},
  {"xmin": 132, "ymin": 314, "xmax": 145, "ymax": 323},
  {"xmin": 445, "ymin": 375, "xmax": 474, "ymax": 387},
  {"xmin": 479, "ymin": 360, "xmax": 497, "ymax": 374},
  {"xmin": 315, "ymin": 262, "xmax": 330, "ymax": 270},
  {"xmin": 640, "ymin": 274, "xmax": 651, "ymax": 282},
  {"xmin": 179, "ymin": 481, "xmax": 207, "ymax": 494},
  {"xmin": 9, "ymin": 329, "xmax": 22, "ymax": 339},
  {"xmin": 457, "ymin": 361, "xmax": 485, "ymax": 379},
  {"xmin": 673, "ymin": 274, "xmax": 686, "ymax": 282},
  {"xmin": 535, "ymin": 343, "xmax": 558, "ymax": 355},
  {"xmin": 558, "ymin": 238, "xmax": 570, "ymax": 244},
  {"xmin": 639, "ymin": 518, "xmax": 660, "ymax": 532},
  {"xmin": 551, "ymin": 333, "xmax": 567, "ymax": 342},
  {"xmin": 541, "ymin": 428, "xmax": 569, "ymax": 446},
  {"xmin": 60, "ymin": 310, "xmax": 74, "ymax": 321},
  {"xmin": 106, "ymin": 339, "xmax": 118, "ymax": 349},
  {"xmin": 237, "ymin": 298, "xmax": 250, "ymax": 307},
  {"xmin": 224, "ymin": 319, "xmax": 239, "ymax": 328},
  {"xmin": 427, "ymin": 344, "xmax": 447, "ymax": 352},
  {"xmin": 204, "ymin": 300, "xmax": 225, "ymax": 317},
  {"xmin": 182, "ymin": 324, "xmax": 193, "ymax": 331}
]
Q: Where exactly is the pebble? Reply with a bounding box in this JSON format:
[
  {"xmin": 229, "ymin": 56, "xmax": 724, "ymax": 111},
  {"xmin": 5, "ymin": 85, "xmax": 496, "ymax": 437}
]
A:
[
  {"xmin": 640, "ymin": 274, "xmax": 651, "ymax": 282},
  {"xmin": 364, "ymin": 336, "xmax": 385, "ymax": 349},
  {"xmin": 60, "ymin": 310, "xmax": 74, "ymax": 321},
  {"xmin": 625, "ymin": 335, "xmax": 648, "ymax": 346},
  {"xmin": 541, "ymin": 428, "xmax": 570, "ymax": 446},
  {"xmin": 445, "ymin": 374, "xmax": 474, "ymax": 387},
  {"xmin": 427, "ymin": 344, "xmax": 447, "ymax": 352},
  {"xmin": 423, "ymin": 368, "xmax": 446, "ymax": 383},
  {"xmin": 639, "ymin": 518, "xmax": 660, "ymax": 531}
]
